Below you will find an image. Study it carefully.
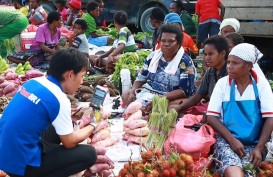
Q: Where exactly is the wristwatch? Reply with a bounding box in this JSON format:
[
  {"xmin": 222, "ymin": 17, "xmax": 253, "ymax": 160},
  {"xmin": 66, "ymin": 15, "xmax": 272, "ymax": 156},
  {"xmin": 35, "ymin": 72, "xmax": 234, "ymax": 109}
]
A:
[{"xmin": 89, "ymin": 122, "xmax": 97, "ymax": 134}]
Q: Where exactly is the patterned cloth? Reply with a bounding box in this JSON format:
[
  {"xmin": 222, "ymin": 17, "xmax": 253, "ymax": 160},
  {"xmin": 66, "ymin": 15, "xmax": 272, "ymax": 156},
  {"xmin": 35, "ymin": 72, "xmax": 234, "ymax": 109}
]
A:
[
  {"xmin": 229, "ymin": 43, "xmax": 263, "ymax": 64},
  {"xmin": 214, "ymin": 135, "xmax": 255, "ymax": 176},
  {"xmin": 29, "ymin": 5, "xmax": 48, "ymax": 25},
  {"xmin": 136, "ymin": 51, "xmax": 196, "ymax": 97}
]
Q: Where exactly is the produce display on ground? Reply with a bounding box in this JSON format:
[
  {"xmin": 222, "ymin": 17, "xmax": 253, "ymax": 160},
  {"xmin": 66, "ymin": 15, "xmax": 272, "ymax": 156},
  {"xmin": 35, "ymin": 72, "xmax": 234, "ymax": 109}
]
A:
[
  {"xmin": 96, "ymin": 24, "xmax": 118, "ymax": 40},
  {"xmin": 112, "ymin": 50, "xmax": 151, "ymax": 88}
]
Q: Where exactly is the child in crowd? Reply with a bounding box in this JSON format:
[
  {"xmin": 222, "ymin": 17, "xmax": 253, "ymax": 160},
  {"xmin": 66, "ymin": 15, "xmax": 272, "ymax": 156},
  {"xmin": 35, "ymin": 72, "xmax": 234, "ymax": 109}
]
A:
[
  {"xmin": 54, "ymin": 0, "xmax": 68, "ymax": 22},
  {"xmin": 95, "ymin": 0, "xmax": 107, "ymax": 29},
  {"xmin": 29, "ymin": 0, "xmax": 48, "ymax": 25},
  {"xmin": 13, "ymin": 0, "xmax": 28, "ymax": 16},
  {"xmin": 65, "ymin": 0, "xmax": 83, "ymax": 27},
  {"xmin": 81, "ymin": 1, "xmax": 112, "ymax": 47},
  {"xmin": 90, "ymin": 10, "xmax": 138, "ymax": 73},
  {"xmin": 150, "ymin": 7, "xmax": 164, "ymax": 50},
  {"xmin": 195, "ymin": 0, "xmax": 225, "ymax": 48},
  {"xmin": 69, "ymin": 19, "xmax": 89, "ymax": 57}
]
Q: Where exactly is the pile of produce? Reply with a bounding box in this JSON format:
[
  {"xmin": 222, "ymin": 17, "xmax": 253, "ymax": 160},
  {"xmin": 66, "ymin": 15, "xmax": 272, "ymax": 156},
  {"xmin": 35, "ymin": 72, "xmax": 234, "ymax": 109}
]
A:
[
  {"xmin": 146, "ymin": 96, "xmax": 177, "ymax": 151},
  {"xmin": 96, "ymin": 24, "xmax": 118, "ymax": 40},
  {"xmin": 133, "ymin": 32, "xmax": 153, "ymax": 41},
  {"xmin": 83, "ymin": 147, "xmax": 114, "ymax": 177},
  {"xmin": 0, "ymin": 71, "xmax": 21, "ymax": 97},
  {"xmin": 257, "ymin": 161, "xmax": 273, "ymax": 177},
  {"xmin": 118, "ymin": 147, "xmax": 212, "ymax": 177},
  {"xmin": 112, "ymin": 50, "xmax": 151, "ymax": 87},
  {"xmin": 75, "ymin": 85, "xmax": 94, "ymax": 102},
  {"xmin": 0, "ymin": 96, "xmax": 12, "ymax": 114},
  {"xmin": 92, "ymin": 76, "xmax": 119, "ymax": 97},
  {"xmin": 0, "ymin": 57, "xmax": 9, "ymax": 75},
  {"xmin": 15, "ymin": 61, "xmax": 32, "ymax": 75},
  {"xmin": 122, "ymin": 101, "xmax": 150, "ymax": 145}
]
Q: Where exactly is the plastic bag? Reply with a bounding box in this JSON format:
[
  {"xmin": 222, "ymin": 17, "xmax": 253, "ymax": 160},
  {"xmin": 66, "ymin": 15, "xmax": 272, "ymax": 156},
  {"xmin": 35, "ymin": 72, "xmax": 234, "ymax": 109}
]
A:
[{"xmin": 164, "ymin": 114, "xmax": 216, "ymax": 161}]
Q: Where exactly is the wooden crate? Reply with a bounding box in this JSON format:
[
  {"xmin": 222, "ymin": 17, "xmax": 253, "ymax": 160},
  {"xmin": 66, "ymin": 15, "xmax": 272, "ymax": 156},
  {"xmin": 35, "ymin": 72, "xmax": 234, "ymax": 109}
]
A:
[{"xmin": 221, "ymin": 0, "xmax": 273, "ymax": 37}]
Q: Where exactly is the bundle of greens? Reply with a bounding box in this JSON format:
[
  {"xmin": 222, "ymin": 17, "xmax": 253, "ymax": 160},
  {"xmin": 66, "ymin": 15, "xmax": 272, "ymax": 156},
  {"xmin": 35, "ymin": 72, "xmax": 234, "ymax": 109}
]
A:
[
  {"xmin": 111, "ymin": 50, "xmax": 151, "ymax": 88},
  {"xmin": 146, "ymin": 96, "xmax": 177, "ymax": 151},
  {"xmin": 133, "ymin": 32, "xmax": 153, "ymax": 41},
  {"xmin": 96, "ymin": 24, "xmax": 118, "ymax": 40}
]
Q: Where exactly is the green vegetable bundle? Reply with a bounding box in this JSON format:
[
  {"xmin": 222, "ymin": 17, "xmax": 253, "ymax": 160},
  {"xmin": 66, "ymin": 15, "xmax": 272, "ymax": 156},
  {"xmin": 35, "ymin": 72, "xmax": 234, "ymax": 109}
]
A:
[
  {"xmin": 146, "ymin": 96, "xmax": 177, "ymax": 151},
  {"xmin": 96, "ymin": 24, "xmax": 118, "ymax": 40},
  {"xmin": 111, "ymin": 50, "xmax": 151, "ymax": 88},
  {"xmin": 133, "ymin": 32, "xmax": 153, "ymax": 41}
]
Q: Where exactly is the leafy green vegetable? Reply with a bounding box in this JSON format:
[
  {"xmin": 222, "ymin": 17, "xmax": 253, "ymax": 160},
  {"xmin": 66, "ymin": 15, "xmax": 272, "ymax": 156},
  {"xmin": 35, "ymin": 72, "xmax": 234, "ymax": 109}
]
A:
[
  {"xmin": 96, "ymin": 23, "xmax": 118, "ymax": 40},
  {"xmin": 133, "ymin": 32, "xmax": 153, "ymax": 41},
  {"xmin": 111, "ymin": 50, "xmax": 151, "ymax": 88}
]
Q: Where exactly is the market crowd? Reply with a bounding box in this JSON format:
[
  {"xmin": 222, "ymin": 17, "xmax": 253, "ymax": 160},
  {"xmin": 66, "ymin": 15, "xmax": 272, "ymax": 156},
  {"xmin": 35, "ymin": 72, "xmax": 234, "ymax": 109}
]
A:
[{"xmin": 0, "ymin": 0, "xmax": 273, "ymax": 176}]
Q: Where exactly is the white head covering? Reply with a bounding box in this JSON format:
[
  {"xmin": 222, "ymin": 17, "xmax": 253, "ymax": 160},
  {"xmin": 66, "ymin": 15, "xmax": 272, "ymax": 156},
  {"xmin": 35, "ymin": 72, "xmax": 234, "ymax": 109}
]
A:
[
  {"xmin": 229, "ymin": 43, "xmax": 263, "ymax": 64},
  {"xmin": 219, "ymin": 18, "xmax": 240, "ymax": 33}
]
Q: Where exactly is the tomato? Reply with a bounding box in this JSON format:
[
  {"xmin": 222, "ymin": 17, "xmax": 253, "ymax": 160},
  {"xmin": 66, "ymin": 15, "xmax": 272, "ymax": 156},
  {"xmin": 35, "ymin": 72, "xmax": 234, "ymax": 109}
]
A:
[{"xmin": 162, "ymin": 169, "xmax": 170, "ymax": 177}]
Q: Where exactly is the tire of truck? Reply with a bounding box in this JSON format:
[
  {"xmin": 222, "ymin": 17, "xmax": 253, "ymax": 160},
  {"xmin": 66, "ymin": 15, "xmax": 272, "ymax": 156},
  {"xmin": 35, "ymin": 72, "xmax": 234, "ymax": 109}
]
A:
[
  {"xmin": 42, "ymin": 3, "xmax": 56, "ymax": 13},
  {"xmin": 140, "ymin": 7, "xmax": 155, "ymax": 33}
]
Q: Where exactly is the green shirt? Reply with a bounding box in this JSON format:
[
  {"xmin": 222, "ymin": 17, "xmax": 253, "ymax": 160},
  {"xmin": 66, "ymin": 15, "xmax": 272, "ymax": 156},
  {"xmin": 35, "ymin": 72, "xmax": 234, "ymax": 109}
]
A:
[
  {"xmin": 180, "ymin": 11, "xmax": 197, "ymax": 36},
  {"xmin": 81, "ymin": 13, "xmax": 96, "ymax": 37},
  {"xmin": 0, "ymin": 9, "xmax": 23, "ymax": 27}
]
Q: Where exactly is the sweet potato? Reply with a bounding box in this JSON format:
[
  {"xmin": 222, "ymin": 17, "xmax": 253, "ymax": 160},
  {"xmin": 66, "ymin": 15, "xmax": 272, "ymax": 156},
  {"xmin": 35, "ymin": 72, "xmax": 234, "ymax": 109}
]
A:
[
  {"xmin": 96, "ymin": 155, "xmax": 114, "ymax": 168},
  {"xmin": 95, "ymin": 147, "xmax": 107, "ymax": 155},
  {"xmin": 91, "ymin": 128, "xmax": 111, "ymax": 143},
  {"xmin": 122, "ymin": 133, "xmax": 130, "ymax": 141},
  {"xmin": 3, "ymin": 83, "xmax": 16, "ymax": 95},
  {"xmin": 0, "ymin": 76, "xmax": 4, "ymax": 84},
  {"xmin": 4, "ymin": 72, "xmax": 18, "ymax": 80},
  {"xmin": 25, "ymin": 69, "xmax": 44, "ymax": 79},
  {"xmin": 126, "ymin": 110, "xmax": 142, "ymax": 121},
  {"xmin": 128, "ymin": 126, "xmax": 150, "ymax": 137},
  {"xmin": 79, "ymin": 85, "xmax": 93, "ymax": 94},
  {"xmin": 5, "ymin": 89, "xmax": 18, "ymax": 97},
  {"xmin": 81, "ymin": 93, "xmax": 93, "ymax": 101},
  {"xmin": 98, "ymin": 169, "xmax": 112, "ymax": 177},
  {"xmin": 90, "ymin": 163, "xmax": 110, "ymax": 173},
  {"xmin": 0, "ymin": 80, "xmax": 11, "ymax": 88},
  {"xmin": 123, "ymin": 127, "xmax": 130, "ymax": 133},
  {"xmin": 127, "ymin": 135, "xmax": 148, "ymax": 145},
  {"xmin": 91, "ymin": 137, "xmax": 118, "ymax": 148},
  {"xmin": 123, "ymin": 119, "xmax": 148, "ymax": 129},
  {"xmin": 123, "ymin": 101, "xmax": 142, "ymax": 118},
  {"xmin": 96, "ymin": 120, "xmax": 109, "ymax": 132}
]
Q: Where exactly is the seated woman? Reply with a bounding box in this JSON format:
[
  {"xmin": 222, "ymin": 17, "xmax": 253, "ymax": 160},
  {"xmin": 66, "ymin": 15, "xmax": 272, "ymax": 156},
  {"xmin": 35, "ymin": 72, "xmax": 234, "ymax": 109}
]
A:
[
  {"xmin": 90, "ymin": 10, "xmax": 138, "ymax": 73},
  {"xmin": 81, "ymin": 1, "xmax": 112, "ymax": 47},
  {"xmin": 207, "ymin": 43, "xmax": 273, "ymax": 177},
  {"xmin": 30, "ymin": 12, "xmax": 62, "ymax": 60},
  {"xmin": 122, "ymin": 23, "xmax": 196, "ymax": 106},
  {"xmin": 170, "ymin": 35, "xmax": 228, "ymax": 115},
  {"xmin": 155, "ymin": 13, "xmax": 199, "ymax": 59}
]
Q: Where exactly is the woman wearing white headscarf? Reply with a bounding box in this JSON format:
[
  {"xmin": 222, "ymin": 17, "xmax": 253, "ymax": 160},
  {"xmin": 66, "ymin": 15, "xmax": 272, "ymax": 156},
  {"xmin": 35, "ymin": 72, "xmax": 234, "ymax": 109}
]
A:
[
  {"xmin": 219, "ymin": 18, "xmax": 240, "ymax": 36},
  {"xmin": 206, "ymin": 43, "xmax": 273, "ymax": 177}
]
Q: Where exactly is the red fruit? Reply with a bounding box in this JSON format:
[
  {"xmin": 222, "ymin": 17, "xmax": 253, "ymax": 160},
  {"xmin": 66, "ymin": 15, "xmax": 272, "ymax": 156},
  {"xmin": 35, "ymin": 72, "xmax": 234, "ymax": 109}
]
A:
[
  {"xmin": 177, "ymin": 169, "xmax": 185, "ymax": 177},
  {"xmin": 126, "ymin": 174, "xmax": 134, "ymax": 177},
  {"xmin": 260, "ymin": 161, "xmax": 267, "ymax": 169},
  {"xmin": 119, "ymin": 168, "xmax": 128, "ymax": 177},
  {"xmin": 124, "ymin": 162, "xmax": 130, "ymax": 169},
  {"xmin": 162, "ymin": 169, "xmax": 170, "ymax": 177},
  {"xmin": 169, "ymin": 168, "xmax": 176, "ymax": 177},
  {"xmin": 146, "ymin": 173, "xmax": 155, "ymax": 177},
  {"xmin": 152, "ymin": 169, "xmax": 159, "ymax": 177},
  {"xmin": 137, "ymin": 172, "xmax": 145, "ymax": 177},
  {"xmin": 162, "ymin": 161, "xmax": 171, "ymax": 170},
  {"xmin": 176, "ymin": 159, "xmax": 185, "ymax": 169},
  {"xmin": 155, "ymin": 150, "xmax": 162, "ymax": 158},
  {"xmin": 172, "ymin": 164, "xmax": 179, "ymax": 172}
]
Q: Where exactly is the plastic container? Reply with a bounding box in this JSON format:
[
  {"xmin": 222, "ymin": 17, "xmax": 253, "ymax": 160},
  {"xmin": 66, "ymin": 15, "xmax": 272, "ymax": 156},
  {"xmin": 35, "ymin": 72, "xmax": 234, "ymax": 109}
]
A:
[
  {"xmin": 102, "ymin": 85, "xmax": 112, "ymax": 107},
  {"xmin": 20, "ymin": 32, "xmax": 36, "ymax": 51},
  {"xmin": 120, "ymin": 69, "xmax": 132, "ymax": 94}
]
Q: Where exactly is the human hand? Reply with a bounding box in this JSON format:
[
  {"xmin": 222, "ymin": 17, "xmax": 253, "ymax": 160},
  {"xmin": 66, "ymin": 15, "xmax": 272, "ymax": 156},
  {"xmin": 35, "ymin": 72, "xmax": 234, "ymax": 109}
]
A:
[
  {"xmin": 94, "ymin": 56, "xmax": 102, "ymax": 66},
  {"xmin": 249, "ymin": 147, "xmax": 263, "ymax": 168},
  {"xmin": 141, "ymin": 101, "xmax": 152, "ymax": 115},
  {"xmin": 127, "ymin": 90, "xmax": 136, "ymax": 105},
  {"xmin": 229, "ymin": 138, "xmax": 246, "ymax": 158},
  {"xmin": 168, "ymin": 104, "xmax": 181, "ymax": 113},
  {"xmin": 71, "ymin": 107, "xmax": 84, "ymax": 123}
]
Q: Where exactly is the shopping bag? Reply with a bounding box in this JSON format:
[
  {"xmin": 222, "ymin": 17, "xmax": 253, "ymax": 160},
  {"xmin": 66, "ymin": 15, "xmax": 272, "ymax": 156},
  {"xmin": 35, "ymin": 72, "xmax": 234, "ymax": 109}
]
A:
[{"xmin": 164, "ymin": 114, "xmax": 215, "ymax": 161}]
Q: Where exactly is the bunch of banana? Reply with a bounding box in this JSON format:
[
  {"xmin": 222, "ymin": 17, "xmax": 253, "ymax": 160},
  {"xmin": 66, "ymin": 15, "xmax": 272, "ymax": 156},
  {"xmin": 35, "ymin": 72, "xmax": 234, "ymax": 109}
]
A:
[
  {"xmin": 0, "ymin": 57, "xmax": 9, "ymax": 75},
  {"xmin": 15, "ymin": 61, "xmax": 32, "ymax": 75}
]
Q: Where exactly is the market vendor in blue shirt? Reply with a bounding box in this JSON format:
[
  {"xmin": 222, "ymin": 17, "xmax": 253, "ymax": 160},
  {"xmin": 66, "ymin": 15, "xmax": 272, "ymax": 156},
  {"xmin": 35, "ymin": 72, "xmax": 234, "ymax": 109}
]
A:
[{"xmin": 122, "ymin": 23, "xmax": 196, "ymax": 107}]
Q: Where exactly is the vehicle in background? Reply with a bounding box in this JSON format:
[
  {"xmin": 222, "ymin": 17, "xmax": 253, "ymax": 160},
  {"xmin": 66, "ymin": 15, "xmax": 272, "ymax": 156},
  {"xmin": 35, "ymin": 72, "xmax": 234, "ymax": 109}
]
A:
[{"xmin": 42, "ymin": 0, "xmax": 196, "ymax": 32}]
